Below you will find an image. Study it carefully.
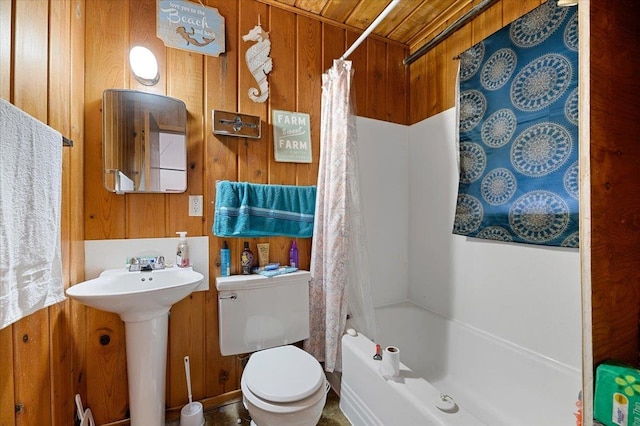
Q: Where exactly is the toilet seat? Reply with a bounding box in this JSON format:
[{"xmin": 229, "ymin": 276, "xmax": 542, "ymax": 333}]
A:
[
  {"xmin": 242, "ymin": 374, "xmax": 328, "ymax": 415},
  {"xmin": 243, "ymin": 346, "xmax": 324, "ymax": 403}
]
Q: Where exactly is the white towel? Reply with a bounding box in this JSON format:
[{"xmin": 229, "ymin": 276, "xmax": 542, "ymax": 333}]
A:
[{"xmin": 0, "ymin": 98, "xmax": 65, "ymax": 330}]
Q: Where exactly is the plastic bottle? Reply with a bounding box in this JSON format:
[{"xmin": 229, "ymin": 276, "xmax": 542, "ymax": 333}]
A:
[
  {"xmin": 176, "ymin": 231, "xmax": 190, "ymax": 267},
  {"xmin": 220, "ymin": 241, "xmax": 230, "ymax": 277},
  {"xmin": 289, "ymin": 240, "xmax": 298, "ymax": 268},
  {"xmin": 241, "ymin": 241, "xmax": 254, "ymax": 275}
]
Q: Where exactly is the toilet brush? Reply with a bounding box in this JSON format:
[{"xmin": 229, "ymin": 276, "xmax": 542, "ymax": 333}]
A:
[
  {"xmin": 180, "ymin": 355, "xmax": 204, "ymax": 426},
  {"xmin": 184, "ymin": 356, "xmax": 194, "ymax": 412}
]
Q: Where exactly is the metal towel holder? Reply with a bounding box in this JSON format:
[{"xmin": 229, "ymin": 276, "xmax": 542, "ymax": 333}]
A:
[{"xmin": 212, "ymin": 110, "xmax": 261, "ymax": 139}]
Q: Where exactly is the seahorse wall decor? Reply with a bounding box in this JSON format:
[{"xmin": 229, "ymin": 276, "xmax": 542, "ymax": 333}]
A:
[{"xmin": 242, "ymin": 22, "xmax": 272, "ymax": 103}]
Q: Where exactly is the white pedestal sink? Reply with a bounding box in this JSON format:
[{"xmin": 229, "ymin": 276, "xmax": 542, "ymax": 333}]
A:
[{"xmin": 66, "ymin": 266, "xmax": 204, "ymax": 425}]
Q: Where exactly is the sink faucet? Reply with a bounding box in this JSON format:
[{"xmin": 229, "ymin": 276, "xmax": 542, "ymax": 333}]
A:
[{"xmin": 129, "ymin": 256, "xmax": 165, "ymax": 272}]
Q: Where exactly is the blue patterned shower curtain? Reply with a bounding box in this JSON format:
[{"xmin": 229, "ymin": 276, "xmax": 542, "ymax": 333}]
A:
[{"xmin": 454, "ymin": 1, "xmax": 579, "ymax": 247}]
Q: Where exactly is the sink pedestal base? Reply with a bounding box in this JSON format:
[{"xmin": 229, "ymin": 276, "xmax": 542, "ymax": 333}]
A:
[{"xmin": 125, "ymin": 312, "xmax": 169, "ymax": 426}]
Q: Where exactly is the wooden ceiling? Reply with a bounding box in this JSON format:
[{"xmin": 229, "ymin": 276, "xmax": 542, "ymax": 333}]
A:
[{"xmin": 259, "ymin": 0, "xmax": 482, "ymax": 50}]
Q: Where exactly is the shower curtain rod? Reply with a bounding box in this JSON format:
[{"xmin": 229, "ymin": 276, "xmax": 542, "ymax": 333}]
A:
[
  {"xmin": 340, "ymin": 0, "xmax": 400, "ymax": 61},
  {"xmin": 403, "ymin": 0, "xmax": 501, "ymax": 66}
]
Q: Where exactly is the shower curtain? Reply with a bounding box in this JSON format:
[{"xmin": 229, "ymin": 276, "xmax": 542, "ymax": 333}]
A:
[{"xmin": 304, "ymin": 59, "xmax": 378, "ymax": 372}]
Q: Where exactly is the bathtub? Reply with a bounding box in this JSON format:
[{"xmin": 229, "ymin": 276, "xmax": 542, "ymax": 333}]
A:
[
  {"xmin": 340, "ymin": 329, "xmax": 486, "ymax": 425},
  {"xmin": 340, "ymin": 301, "xmax": 582, "ymax": 426}
]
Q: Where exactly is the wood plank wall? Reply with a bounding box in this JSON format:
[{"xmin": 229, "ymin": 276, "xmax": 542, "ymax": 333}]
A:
[
  {"xmin": 1, "ymin": 1, "xmax": 86, "ymax": 425},
  {"xmin": 408, "ymin": 0, "xmax": 543, "ymax": 124},
  {"xmin": 79, "ymin": 0, "xmax": 407, "ymax": 424},
  {"xmin": 589, "ymin": 0, "xmax": 640, "ymax": 368}
]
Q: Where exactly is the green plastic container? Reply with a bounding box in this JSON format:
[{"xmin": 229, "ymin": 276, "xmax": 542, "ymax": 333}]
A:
[{"xmin": 594, "ymin": 361, "xmax": 640, "ymax": 426}]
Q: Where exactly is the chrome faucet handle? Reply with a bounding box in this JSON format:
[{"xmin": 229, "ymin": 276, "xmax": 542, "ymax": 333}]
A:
[
  {"xmin": 128, "ymin": 256, "xmax": 165, "ymax": 271},
  {"xmin": 128, "ymin": 257, "xmax": 141, "ymax": 271}
]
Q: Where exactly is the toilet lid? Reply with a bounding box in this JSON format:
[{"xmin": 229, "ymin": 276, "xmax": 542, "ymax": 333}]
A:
[{"xmin": 244, "ymin": 346, "xmax": 324, "ymax": 403}]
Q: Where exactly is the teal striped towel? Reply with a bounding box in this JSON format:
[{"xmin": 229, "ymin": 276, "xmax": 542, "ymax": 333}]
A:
[{"xmin": 213, "ymin": 181, "xmax": 316, "ymax": 238}]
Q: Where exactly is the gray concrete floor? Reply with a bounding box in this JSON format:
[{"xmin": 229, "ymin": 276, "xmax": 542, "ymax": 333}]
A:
[{"xmin": 168, "ymin": 389, "xmax": 350, "ymax": 426}]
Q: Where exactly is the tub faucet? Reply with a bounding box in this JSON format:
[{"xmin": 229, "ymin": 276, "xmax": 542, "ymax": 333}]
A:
[{"xmin": 128, "ymin": 256, "xmax": 165, "ymax": 272}]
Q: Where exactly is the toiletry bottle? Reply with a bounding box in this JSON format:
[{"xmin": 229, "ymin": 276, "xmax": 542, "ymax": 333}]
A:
[
  {"xmin": 220, "ymin": 241, "xmax": 230, "ymax": 277},
  {"xmin": 241, "ymin": 241, "xmax": 254, "ymax": 275},
  {"xmin": 176, "ymin": 231, "xmax": 189, "ymax": 267},
  {"xmin": 289, "ymin": 240, "xmax": 298, "ymax": 268}
]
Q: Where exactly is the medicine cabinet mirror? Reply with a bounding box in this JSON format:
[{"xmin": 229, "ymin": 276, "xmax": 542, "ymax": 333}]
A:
[{"xmin": 103, "ymin": 89, "xmax": 187, "ymax": 194}]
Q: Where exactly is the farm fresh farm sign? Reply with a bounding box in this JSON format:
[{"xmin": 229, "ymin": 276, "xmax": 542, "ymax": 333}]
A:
[{"xmin": 273, "ymin": 110, "xmax": 312, "ymax": 163}]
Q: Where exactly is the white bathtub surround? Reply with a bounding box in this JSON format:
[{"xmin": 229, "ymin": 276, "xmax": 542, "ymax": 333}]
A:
[
  {"xmin": 85, "ymin": 236, "xmax": 209, "ymax": 292},
  {"xmin": 407, "ymin": 109, "xmax": 581, "ymax": 369},
  {"xmin": 355, "ymin": 117, "xmax": 410, "ymax": 307},
  {"xmin": 306, "ymin": 60, "xmax": 378, "ymax": 372},
  {"xmin": 352, "ymin": 111, "xmax": 582, "ymax": 424},
  {"xmin": 375, "ymin": 302, "xmax": 581, "ymax": 425}
]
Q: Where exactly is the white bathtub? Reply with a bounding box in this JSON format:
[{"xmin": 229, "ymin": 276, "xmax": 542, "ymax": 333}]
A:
[
  {"xmin": 340, "ymin": 328, "xmax": 486, "ymax": 425},
  {"xmin": 340, "ymin": 301, "xmax": 582, "ymax": 426}
]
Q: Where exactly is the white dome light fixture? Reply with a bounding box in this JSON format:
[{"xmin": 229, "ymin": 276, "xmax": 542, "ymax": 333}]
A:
[
  {"xmin": 557, "ymin": 0, "xmax": 578, "ymax": 6},
  {"xmin": 129, "ymin": 46, "xmax": 159, "ymax": 86}
]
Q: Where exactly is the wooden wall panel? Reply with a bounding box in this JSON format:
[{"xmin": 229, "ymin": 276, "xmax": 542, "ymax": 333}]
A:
[
  {"xmin": 502, "ymin": 0, "xmax": 542, "ymax": 25},
  {"xmin": 1, "ymin": 6, "xmax": 15, "ymax": 425},
  {"xmin": 166, "ymin": 52, "xmax": 206, "ymax": 239},
  {"xmin": 238, "ymin": 1, "xmax": 269, "ymax": 185},
  {"xmin": 266, "ymin": 8, "xmax": 297, "ymax": 267},
  {"xmin": 295, "ymin": 14, "xmax": 322, "ymax": 190},
  {"xmin": 269, "ymin": 7, "xmax": 297, "ymax": 186},
  {"xmin": 69, "ymin": 0, "xmax": 88, "ymax": 418},
  {"xmin": 0, "ymin": 0, "xmax": 10, "ymax": 99},
  {"xmin": 83, "ymin": 1, "xmax": 130, "ymax": 422},
  {"xmin": 0, "ymin": 323, "xmax": 15, "ymax": 425},
  {"xmin": 471, "ymin": 0, "xmax": 503, "ymax": 45},
  {"xmin": 203, "ymin": 0, "xmax": 241, "ymax": 398},
  {"xmin": 0, "ymin": 0, "xmax": 84, "ymax": 425},
  {"xmin": 12, "ymin": 2, "xmax": 52, "ymax": 425},
  {"xmin": 366, "ymin": 38, "xmax": 387, "ymax": 121},
  {"xmin": 295, "ymin": 15, "xmax": 322, "ymax": 267},
  {"xmin": 322, "ymin": 23, "xmax": 345, "ymax": 73},
  {"xmin": 409, "ymin": 54, "xmax": 428, "ymax": 124},
  {"xmin": 165, "ymin": 46, "xmax": 207, "ymax": 407},
  {"xmin": 445, "ymin": 21, "xmax": 471, "ymax": 108},
  {"xmin": 345, "ymin": 30, "xmax": 367, "ymax": 117},
  {"xmin": 83, "ymin": 0, "xmax": 127, "ymax": 240},
  {"xmin": 589, "ymin": 0, "xmax": 640, "ymax": 367},
  {"xmin": 409, "ymin": 0, "xmax": 543, "ymax": 124},
  {"xmin": 49, "ymin": 1, "xmax": 76, "ymax": 423},
  {"xmin": 386, "ymin": 43, "xmax": 408, "ymax": 124}
]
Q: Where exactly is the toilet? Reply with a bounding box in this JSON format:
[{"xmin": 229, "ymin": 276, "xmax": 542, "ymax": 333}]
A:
[{"xmin": 216, "ymin": 271, "xmax": 328, "ymax": 426}]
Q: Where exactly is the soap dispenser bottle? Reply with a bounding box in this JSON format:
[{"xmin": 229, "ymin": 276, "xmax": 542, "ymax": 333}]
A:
[
  {"xmin": 220, "ymin": 241, "xmax": 230, "ymax": 277},
  {"xmin": 289, "ymin": 240, "xmax": 298, "ymax": 268},
  {"xmin": 241, "ymin": 241, "xmax": 254, "ymax": 275},
  {"xmin": 176, "ymin": 231, "xmax": 190, "ymax": 267}
]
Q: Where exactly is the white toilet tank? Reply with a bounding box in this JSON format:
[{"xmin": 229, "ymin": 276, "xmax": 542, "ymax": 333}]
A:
[{"xmin": 216, "ymin": 271, "xmax": 311, "ymax": 356}]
